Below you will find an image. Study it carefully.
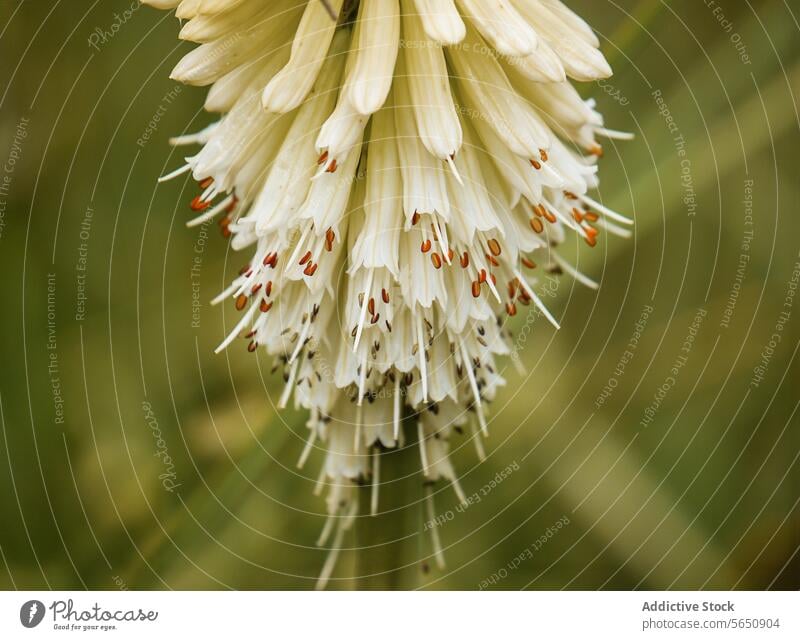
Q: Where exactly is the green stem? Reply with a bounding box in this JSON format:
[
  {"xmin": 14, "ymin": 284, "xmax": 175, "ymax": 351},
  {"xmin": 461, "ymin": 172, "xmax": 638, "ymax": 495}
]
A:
[{"xmin": 355, "ymin": 429, "xmax": 421, "ymax": 590}]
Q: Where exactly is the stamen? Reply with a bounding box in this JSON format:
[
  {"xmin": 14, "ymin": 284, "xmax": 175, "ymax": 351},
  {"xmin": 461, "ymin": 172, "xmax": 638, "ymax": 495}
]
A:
[
  {"xmin": 470, "ymin": 420, "xmax": 486, "ymax": 461},
  {"xmin": 169, "ymin": 123, "xmax": 218, "ymax": 147},
  {"xmin": 416, "ymin": 313, "xmax": 428, "ymax": 402},
  {"xmin": 596, "ymin": 216, "xmax": 634, "ymax": 238},
  {"xmin": 316, "ymin": 512, "xmax": 336, "ymax": 547},
  {"xmin": 418, "ymin": 422, "xmax": 429, "ymax": 475},
  {"xmin": 431, "ymin": 215, "xmax": 451, "ymax": 261},
  {"xmin": 370, "ymin": 448, "xmax": 380, "ymax": 516},
  {"xmin": 289, "ymin": 318, "xmax": 313, "ymax": 364},
  {"xmin": 579, "ymin": 194, "xmax": 633, "ymax": 226},
  {"xmin": 353, "ymin": 269, "xmax": 374, "ymax": 352},
  {"xmin": 357, "ymin": 352, "xmax": 368, "ymax": 408},
  {"xmin": 313, "ymin": 464, "xmax": 327, "ymax": 497},
  {"xmin": 458, "ymin": 339, "xmax": 485, "ymax": 434},
  {"xmin": 541, "ymin": 197, "xmax": 587, "ymax": 238},
  {"xmin": 158, "ymin": 164, "xmax": 191, "ymax": 183},
  {"xmin": 316, "ymin": 520, "xmax": 344, "ymax": 590},
  {"xmin": 393, "ymin": 373, "xmax": 401, "ymax": 442},
  {"xmin": 215, "ymin": 300, "xmax": 260, "ymax": 353},
  {"xmin": 199, "ymin": 182, "xmax": 217, "ymax": 203},
  {"xmin": 595, "ymin": 127, "xmax": 635, "ymax": 140},
  {"xmin": 187, "ymin": 194, "xmax": 234, "ymax": 228},
  {"xmin": 514, "ymin": 269, "xmax": 561, "ymax": 330},
  {"xmin": 297, "ymin": 429, "xmax": 317, "ymax": 469},
  {"xmin": 445, "ymin": 154, "xmax": 464, "ymax": 186},
  {"xmin": 190, "ymin": 195, "xmax": 211, "ymax": 212},
  {"xmin": 211, "ymin": 279, "xmax": 240, "ymax": 306},
  {"xmin": 425, "ymin": 487, "xmax": 446, "ymax": 570},
  {"xmin": 552, "ymin": 253, "xmax": 599, "ymax": 290},
  {"xmin": 278, "ymin": 358, "xmax": 301, "ymax": 409},
  {"xmin": 451, "ymin": 475, "xmax": 467, "ymax": 506},
  {"xmin": 287, "ymin": 222, "xmax": 314, "ymax": 267}
]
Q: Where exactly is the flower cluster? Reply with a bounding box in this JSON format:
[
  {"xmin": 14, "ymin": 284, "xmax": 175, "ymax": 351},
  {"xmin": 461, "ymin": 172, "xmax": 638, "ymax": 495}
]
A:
[{"xmin": 146, "ymin": 0, "xmax": 631, "ymax": 587}]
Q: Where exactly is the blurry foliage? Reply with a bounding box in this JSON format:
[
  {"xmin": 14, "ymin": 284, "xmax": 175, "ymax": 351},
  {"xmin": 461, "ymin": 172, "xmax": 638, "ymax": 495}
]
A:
[{"xmin": 0, "ymin": 1, "xmax": 797, "ymax": 589}]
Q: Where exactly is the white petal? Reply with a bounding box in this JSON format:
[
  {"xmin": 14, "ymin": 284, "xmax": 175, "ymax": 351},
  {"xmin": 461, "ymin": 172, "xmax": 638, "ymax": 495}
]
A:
[
  {"xmin": 261, "ymin": 0, "xmax": 345, "ymax": 113},
  {"xmin": 346, "ymin": 0, "xmax": 400, "ymax": 115}
]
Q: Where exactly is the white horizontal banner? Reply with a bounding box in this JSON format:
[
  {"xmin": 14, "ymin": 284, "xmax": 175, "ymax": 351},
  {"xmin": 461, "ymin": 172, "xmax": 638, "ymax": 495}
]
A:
[{"xmin": 0, "ymin": 591, "xmax": 796, "ymax": 639}]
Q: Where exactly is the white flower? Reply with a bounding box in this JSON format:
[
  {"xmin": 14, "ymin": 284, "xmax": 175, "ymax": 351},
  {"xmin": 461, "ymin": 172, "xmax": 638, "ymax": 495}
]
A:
[{"xmin": 146, "ymin": 0, "xmax": 633, "ymax": 588}]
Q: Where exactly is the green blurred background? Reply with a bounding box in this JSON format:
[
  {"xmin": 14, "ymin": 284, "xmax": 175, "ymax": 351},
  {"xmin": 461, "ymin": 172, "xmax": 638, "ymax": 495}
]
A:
[{"xmin": 0, "ymin": 1, "xmax": 798, "ymax": 590}]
